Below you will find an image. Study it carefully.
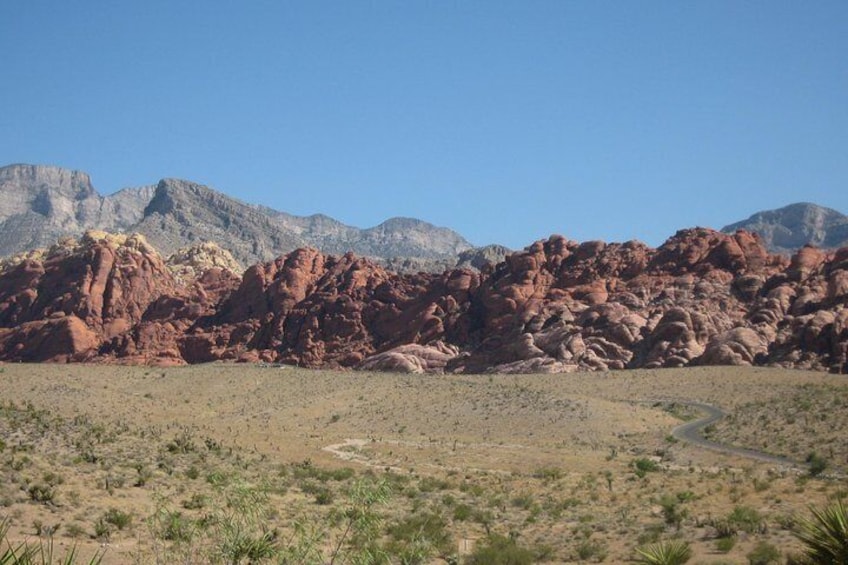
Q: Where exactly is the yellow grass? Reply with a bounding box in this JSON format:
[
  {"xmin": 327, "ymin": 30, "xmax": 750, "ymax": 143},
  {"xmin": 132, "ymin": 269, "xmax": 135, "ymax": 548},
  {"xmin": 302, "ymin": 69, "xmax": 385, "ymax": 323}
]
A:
[{"xmin": 0, "ymin": 363, "xmax": 845, "ymax": 564}]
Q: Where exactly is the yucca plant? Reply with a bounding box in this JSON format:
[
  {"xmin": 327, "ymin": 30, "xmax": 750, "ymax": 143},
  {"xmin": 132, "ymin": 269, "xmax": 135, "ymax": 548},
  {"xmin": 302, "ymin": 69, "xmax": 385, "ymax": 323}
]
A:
[
  {"xmin": 634, "ymin": 539, "xmax": 692, "ymax": 565},
  {"xmin": 794, "ymin": 499, "xmax": 848, "ymax": 564},
  {"xmin": 1, "ymin": 517, "xmax": 103, "ymax": 565},
  {"xmin": 1, "ymin": 518, "xmax": 37, "ymax": 564}
]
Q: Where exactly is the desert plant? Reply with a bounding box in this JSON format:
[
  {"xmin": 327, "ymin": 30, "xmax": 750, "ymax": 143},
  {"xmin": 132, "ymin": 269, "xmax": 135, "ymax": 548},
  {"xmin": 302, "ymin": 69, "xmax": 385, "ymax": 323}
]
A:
[
  {"xmin": 27, "ymin": 484, "xmax": 55, "ymax": 505},
  {"xmin": 93, "ymin": 518, "xmax": 111, "ymax": 542},
  {"xmin": 465, "ymin": 533, "xmax": 535, "ymax": 565},
  {"xmin": 746, "ymin": 540, "xmax": 780, "ymax": 564},
  {"xmin": 634, "ymin": 539, "xmax": 692, "ymax": 565},
  {"xmin": 793, "ymin": 499, "xmax": 848, "ymax": 564},
  {"xmin": 576, "ymin": 537, "xmax": 607, "ymax": 561},
  {"xmin": 386, "ymin": 511, "xmax": 452, "ymax": 561},
  {"xmin": 658, "ymin": 494, "xmax": 687, "ymax": 531},
  {"xmin": 632, "ymin": 458, "xmax": 660, "ymax": 478},
  {"xmin": 102, "ymin": 508, "xmax": 132, "ymax": 531},
  {"xmin": 727, "ymin": 505, "xmax": 764, "ymax": 534},
  {"xmin": 714, "ymin": 535, "xmax": 736, "ymax": 553},
  {"xmin": 152, "ymin": 509, "xmax": 195, "ymax": 543},
  {"xmin": 277, "ymin": 520, "xmax": 324, "ymax": 565},
  {"xmin": 806, "ymin": 452, "xmax": 828, "ymax": 477},
  {"xmin": 2, "ymin": 517, "xmax": 104, "ymax": 564},
  {"xmin": 327, "ymin": 478, "xmax": 391, "ymax": 565},
  {"xmin": 211, "ymin": 479, "xmax": 279, "ymax": 563}
]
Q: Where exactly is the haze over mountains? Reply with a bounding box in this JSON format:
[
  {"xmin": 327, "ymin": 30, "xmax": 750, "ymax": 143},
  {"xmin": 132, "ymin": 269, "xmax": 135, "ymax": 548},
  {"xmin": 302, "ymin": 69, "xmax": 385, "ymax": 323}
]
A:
[
  {"xmin": 721, "ymin": 202, "xmax": 848, "ymax": 255},
  {"xmin": 0, "ymin": 164, "xmax": 494, "ymax": 271},
  {"xmin": 1, "ymin": 163, "xmax": 846, "ymax": 272}
]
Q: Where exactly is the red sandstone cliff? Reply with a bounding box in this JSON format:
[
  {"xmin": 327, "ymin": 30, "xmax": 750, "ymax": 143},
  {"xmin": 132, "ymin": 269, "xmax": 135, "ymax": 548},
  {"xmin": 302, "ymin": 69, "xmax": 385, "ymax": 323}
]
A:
[{"xmin": 0, "ymin": 228, "xmax": 845, "ymax": 374}]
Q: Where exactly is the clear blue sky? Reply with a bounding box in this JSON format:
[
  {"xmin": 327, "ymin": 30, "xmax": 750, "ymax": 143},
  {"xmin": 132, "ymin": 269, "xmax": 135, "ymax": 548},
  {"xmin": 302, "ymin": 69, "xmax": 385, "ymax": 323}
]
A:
[{"xmin": 2, "ymin": 1, "xmax": 846, "ymax": 249}]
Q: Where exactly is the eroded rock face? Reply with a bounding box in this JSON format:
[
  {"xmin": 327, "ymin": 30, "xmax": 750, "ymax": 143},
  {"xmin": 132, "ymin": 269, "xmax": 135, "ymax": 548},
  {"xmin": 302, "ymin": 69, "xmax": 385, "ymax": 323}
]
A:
[
  {"xmin": 0, "ymin": 233, "xmax": 238, "ymax": 363},
  {"xmin": 0, "ymin": 228, "xmax": 846, "ymax": 374}
]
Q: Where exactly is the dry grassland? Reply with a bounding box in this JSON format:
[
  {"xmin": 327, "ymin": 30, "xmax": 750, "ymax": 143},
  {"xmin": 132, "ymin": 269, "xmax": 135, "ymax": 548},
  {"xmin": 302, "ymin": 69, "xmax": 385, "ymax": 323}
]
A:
[{"xmin": 0, "ymin": 364, "xmax": 845, "ymax": 564}]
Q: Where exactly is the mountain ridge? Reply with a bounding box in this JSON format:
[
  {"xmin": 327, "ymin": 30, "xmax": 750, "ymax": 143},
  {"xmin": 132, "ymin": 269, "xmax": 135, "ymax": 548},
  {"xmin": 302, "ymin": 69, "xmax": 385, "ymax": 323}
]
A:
[
  {"xmin": 722, "ymin": 202, "xmax": 848, "ymax": 254},
  {"xmin": 0, "ymin": 163, "xmax": 490, "ymax": 270}
]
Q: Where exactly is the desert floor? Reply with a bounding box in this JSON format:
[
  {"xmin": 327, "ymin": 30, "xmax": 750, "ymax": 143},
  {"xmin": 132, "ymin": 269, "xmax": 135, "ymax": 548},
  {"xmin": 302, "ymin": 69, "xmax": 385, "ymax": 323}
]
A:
[{"xmin": 1, "ymin": 363, "xmax": 846, "ymax": 564}]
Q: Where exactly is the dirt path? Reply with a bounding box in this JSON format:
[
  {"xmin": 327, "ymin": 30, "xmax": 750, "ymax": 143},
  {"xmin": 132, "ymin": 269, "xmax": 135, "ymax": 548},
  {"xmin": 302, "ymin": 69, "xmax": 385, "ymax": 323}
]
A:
[{"xmin": 671, "ymin": 401, "xmax": 802, "ymax": 469}]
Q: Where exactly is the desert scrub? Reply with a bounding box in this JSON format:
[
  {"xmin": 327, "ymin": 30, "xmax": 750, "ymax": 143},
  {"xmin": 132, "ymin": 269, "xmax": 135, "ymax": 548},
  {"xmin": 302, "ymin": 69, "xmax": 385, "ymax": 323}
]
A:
[
  {"xmin": 635, "ymin": 539, "xmax": 692, "ymax": 565},
  {"xmin": 27, "ymin": 475, "xmax": 61, "ymax": 505},
  {"xmin": 575, "ymin": 537, "xmax": 607, "ymax": 562},
  {"xmin": 465, "ymin": 533, "xmax": 537, "ymax": 565},
  {"xmin": 1, "ymin": 517, "xmax": 104, "ymax": 564},
  {"xmin": 102, "ymin": 508, "xmax": 132, "ymax": 531},
  {"xmin": 385, "ymin": 511, "xmax": 453, "ymax": 561},
  {"xmin": 632, "ymin": 458, "xmax": 660, "ymax": 478},
  {"xmin": 746, "ymin": 541, "xmax": 781, "ymax": 564}
]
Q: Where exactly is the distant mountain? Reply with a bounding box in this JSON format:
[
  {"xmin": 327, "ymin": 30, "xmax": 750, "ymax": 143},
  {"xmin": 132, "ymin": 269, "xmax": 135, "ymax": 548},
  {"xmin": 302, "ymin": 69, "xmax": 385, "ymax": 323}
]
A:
[
  {"xmin": 0, "ymin": 163, "xmax": 483, "ymax": 270},
  {"xmin": 0, "ymin": 164, "xmax": 155, "ymax": 255},
  {"xmin": 722, "ymin": 202, "xmax": 848, "ymax": 254}
]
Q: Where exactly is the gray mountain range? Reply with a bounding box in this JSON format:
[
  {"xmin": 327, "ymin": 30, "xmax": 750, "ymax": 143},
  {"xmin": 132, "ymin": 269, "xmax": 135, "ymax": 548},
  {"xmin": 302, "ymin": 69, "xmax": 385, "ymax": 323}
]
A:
[
  {"xmin": 721, "ymin": 202, "xmax": 848, "ymax": 254},
  {"xmin": 6, "ymin": 163, "xmax": 841, "ymax": 271},
  {"xmin": 0, "ymin": 163, "xmax": 504, "ymax": 270}
]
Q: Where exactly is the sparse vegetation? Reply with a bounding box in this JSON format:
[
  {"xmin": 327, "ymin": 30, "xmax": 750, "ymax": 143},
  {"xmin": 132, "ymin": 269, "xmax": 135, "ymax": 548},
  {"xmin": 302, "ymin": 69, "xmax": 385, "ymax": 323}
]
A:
[
  {"xmin": 746, "ymin": 540, "xmax": 781, "ymax": 564},
  {"xmin": 0, "ymin": 364, "xmax": 845, "ymax": 562}
]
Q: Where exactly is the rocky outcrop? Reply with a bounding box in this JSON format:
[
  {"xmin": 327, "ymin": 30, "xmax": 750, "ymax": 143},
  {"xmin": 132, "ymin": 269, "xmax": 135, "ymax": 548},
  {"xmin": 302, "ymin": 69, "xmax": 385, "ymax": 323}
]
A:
[
  {"xmin": 0, "ymin": 227, "xmax": 845, "ymax": 374},
  {"xmin": 166, "ymin": 241, "xmax": 243, "ymax": 282}
]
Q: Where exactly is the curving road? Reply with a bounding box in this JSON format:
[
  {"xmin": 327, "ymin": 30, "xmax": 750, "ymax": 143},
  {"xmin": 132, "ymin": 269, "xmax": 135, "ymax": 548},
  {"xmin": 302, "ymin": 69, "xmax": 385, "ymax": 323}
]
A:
[{"xmin": 668, "ymin": 401, "xmax": 802, "ymax": 469}]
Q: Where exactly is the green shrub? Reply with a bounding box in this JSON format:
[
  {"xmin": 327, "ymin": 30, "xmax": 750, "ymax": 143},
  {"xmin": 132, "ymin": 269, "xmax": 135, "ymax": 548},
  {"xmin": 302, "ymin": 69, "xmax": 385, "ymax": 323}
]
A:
[
  {"xmin": 659, "ymin": 494, "xmax": 687, "ymax": 530},
  {"xmin": 714, "ymin": 535, "xmax": 736, "ymax": 553},
  {"xmin": 532, "ymin": 467, "xmax": 562, "ymax": 481},
  {"xmin": 155, "ymin": 510, "xmax": 194, "ymax": 542},
  {"xmin": 453, "ymin": 503, "xmax": 472, "ymax": 521},
  {"xmin": 746, "ymin": 541, "xmax": 780, "ymax": 564},
  {"xmin": 725, "ymin": 505, "xmax": 764, "ymax": 534},
  {"xmin": 93, "ymin": 518, "xmax": 111, "ymax": 541},
  {"xmin": 386, "ymin": 511, "xmax": 452, "ymax": 559},
  {"xmin": 28, "ymin": 484, "xmax": 55, "ymax": 504},
  {"xmin": 576, "ymin": 537, "xmax": 607, "ymax": 561},
  {"xmin": 465, "ymin": 534, "xmax": 535, "ymax": 565},
  {"xmin": 632, "ymin": 458, "xmax": 660, "ymax": 478},
  {"xmin": 102, "ymin": 508, "xmax": 132, "ymax": 531},
  {"xmin": 806, "ymin": 452, "xmax": 828, "ymax": 477}
]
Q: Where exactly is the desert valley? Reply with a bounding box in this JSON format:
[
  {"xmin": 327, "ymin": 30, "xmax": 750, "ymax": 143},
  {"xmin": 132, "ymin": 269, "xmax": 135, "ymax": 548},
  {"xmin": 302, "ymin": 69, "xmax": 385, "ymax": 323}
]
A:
[
  {"xmin": 0, "ymin": 165, "xmax": 847, "ymax": 564},
  {"xmin": 1, "ymin": 364, "xmax": 847, "ymax": 564}
]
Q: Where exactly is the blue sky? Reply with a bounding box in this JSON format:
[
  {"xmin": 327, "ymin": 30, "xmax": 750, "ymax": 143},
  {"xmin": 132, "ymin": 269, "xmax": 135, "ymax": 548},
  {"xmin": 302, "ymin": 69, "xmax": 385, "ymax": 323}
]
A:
[{"xmin": 2, "ymin": 1, "xmax": 846, "ymax": 249}]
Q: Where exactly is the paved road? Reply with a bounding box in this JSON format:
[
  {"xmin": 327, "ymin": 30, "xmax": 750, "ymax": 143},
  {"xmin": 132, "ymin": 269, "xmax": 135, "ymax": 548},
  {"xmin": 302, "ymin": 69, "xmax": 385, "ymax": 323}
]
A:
[{"xmin": 669, "ymin": 401, "xmax": 802, "ymax": 469}]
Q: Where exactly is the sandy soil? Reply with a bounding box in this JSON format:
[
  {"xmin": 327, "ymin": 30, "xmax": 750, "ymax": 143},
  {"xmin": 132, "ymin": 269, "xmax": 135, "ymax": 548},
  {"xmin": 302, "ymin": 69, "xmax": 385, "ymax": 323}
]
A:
[{"xmin": 0, "ymin": 363, "xmax": 845, "ymax": 564}]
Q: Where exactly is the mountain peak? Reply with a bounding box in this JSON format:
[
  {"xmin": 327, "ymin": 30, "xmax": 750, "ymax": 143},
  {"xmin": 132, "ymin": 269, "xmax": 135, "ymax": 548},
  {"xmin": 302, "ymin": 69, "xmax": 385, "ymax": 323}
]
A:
[
  {"xmin": 722, "ymin": 202, "xmax": 848, "ymax": 254},
  {"xmin": 0, "ymin": 163, "xmax": 483, "ymax": 270},
  {"xmin": 0, "ymin": 163, "xmax": 95, "ymax": 198}
]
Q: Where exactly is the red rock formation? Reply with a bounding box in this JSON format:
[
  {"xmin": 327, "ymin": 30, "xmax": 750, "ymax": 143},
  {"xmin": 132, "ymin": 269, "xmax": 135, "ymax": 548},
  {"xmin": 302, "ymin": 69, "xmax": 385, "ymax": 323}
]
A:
[{"xmin": 0, "ymin": 227, "xmax": 845, "ymax": 374}]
